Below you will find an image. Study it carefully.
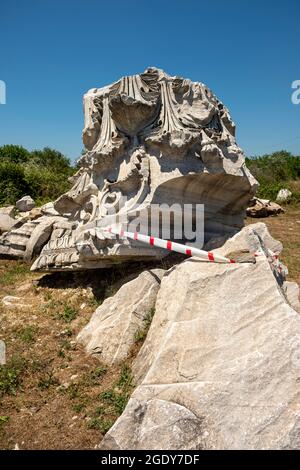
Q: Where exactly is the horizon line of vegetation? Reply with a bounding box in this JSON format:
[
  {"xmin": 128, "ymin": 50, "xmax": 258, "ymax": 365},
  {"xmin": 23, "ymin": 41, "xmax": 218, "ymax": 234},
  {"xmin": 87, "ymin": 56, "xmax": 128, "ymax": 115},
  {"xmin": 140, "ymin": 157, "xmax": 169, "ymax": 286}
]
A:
[{"xmin": 0, "ymin": 145, "xmax": 300, "ymax": 205}]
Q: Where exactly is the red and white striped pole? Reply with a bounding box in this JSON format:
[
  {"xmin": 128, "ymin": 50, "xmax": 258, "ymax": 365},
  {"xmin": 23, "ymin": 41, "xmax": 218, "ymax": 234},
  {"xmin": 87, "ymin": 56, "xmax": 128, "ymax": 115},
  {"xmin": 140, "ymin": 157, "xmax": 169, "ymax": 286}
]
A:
[{"xmin": 103, "ymin": 226, "xmax": 236, "ymax": 264}]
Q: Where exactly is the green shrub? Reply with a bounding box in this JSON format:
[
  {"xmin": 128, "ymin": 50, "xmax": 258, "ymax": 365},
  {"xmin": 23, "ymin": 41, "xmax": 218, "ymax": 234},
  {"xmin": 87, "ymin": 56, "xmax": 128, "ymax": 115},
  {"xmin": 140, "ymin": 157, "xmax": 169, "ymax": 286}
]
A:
[
  {"xmin": 246, "ymin": 150, "xmax": 300, "ymax": 200},
  {"xmin": 255, "ymin": 181, "xmax": 287, "ymax": 201},
  {"xmin": 0, "ymin": 145, "xmax": 75, "ymax": 206},
  {"xmin": 0, "ymin": 161, "xmax": 30, "ymax": 205},
  {"xmin": 0, "ymin": 145, "xmax": 30, "ymax": 163}
]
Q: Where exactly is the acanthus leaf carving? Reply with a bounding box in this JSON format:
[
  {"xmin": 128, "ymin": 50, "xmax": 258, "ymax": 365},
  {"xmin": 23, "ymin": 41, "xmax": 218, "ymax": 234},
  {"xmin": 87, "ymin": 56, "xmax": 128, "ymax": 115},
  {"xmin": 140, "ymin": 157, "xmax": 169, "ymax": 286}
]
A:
[{"xmin": 0, "ymin": 68, "xmax": 258, "ymax": 271}]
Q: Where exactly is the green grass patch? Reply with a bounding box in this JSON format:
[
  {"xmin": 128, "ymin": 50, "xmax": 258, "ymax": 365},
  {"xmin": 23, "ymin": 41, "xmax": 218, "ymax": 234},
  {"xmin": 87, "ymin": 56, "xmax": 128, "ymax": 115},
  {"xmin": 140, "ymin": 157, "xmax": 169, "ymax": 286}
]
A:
[
  {"xmin": 117, "ymin": 364, "xmax": 133, "ymax": 389},
  {"xmin": 18, "ymin": 325, "xmax": 38, "ymax": 343},
  {"xmin": 0, "ymin": 415, "xmax": 9, "ymax": 434},
  {"xmin": 99, "ymin": 364, "xmax": 134, "ymax": 414},
  {"xmin": 60, "ymin": 327, "xmax": 73, "ymax": 337},
  {"xmin": 0, "ymin": 416, "xmax": 9, "ymax": 427},
  {"xmin": 0, "ymin": 356, "xmax": 26, "ymax": 397},
  {"xmin": 57, "ymin": 305, "xmax": 78, "ymax": 323},
  {"xmin": 134, "ymin": 329, "xmax": 147, "ymax": 342},
  {"xmin": 37, "ymin": 369, "xmax": 59, "ymax": 390},
  {"xmin": 72, "ymin": 402, "xmax": 86, "ymax": 413},
  {"xmin": 87, "ymin": 366, "xmax": 107, "ymax": 385},
  {"xmin": 99, "ymin": 389, "xmax": 128, "ymax": 414},
  {"xmin": 66, "ymin": 383, "xmax": 80, "ymax": 400},
  {"xmin": 0, "ymin": 263, "xmax": 30, "ymax": 286},
  {"xmin": 87, "ymin": 416, "xmax": 114, "ymax": 433},
  {"xmin": 88, "ymin": 297, "xmax": 103, "ymax": 308},
  {"xmin": 57, "ymin": 338, "xmax": 74, "ymax": 360},
  {"xmin": 134, "ymin": 307, "xmax": 155, "ymax": 343}
]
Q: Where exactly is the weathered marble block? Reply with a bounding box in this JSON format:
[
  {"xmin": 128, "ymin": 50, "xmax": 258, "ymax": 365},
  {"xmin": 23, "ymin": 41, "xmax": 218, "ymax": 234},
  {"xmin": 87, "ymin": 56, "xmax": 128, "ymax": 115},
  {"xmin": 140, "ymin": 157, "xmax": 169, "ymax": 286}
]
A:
[{"xmin": 0, "ymin": 68, "xmax": 257, "ymax": 271}]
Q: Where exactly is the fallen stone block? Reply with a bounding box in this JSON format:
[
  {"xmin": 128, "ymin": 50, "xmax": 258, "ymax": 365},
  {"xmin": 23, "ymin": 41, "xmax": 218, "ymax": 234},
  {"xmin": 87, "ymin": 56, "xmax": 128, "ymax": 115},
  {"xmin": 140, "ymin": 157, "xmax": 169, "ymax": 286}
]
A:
[
  {"xmin": 77, "ymin": 269, "xmax": 165, "ymax": 364},
  {"xmin": 100, "ymin": 224, "xmax": 300, "ymax": 450}
]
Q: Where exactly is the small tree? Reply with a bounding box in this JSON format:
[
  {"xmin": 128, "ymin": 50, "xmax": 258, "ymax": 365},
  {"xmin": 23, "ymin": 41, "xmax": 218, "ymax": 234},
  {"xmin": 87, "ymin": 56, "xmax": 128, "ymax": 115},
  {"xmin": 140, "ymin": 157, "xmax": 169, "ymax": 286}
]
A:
[{"xmin": 0, "ymin": 145, "xmax": 30, "ymax": 164}]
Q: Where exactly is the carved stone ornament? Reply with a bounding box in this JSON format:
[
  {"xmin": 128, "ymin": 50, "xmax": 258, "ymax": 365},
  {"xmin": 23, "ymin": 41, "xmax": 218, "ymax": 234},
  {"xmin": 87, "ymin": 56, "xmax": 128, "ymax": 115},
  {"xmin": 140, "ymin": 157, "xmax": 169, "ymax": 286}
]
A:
[{"xmin": 0, "ymin": 68, "xmax": 258, "ymax": 271}]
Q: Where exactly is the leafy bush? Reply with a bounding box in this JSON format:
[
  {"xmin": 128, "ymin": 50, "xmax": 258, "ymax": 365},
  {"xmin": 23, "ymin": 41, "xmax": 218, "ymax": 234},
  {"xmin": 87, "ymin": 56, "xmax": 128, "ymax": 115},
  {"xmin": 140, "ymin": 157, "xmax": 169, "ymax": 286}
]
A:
[
  {"xmin": 246, "ymin": 150, "xmax": 300, "ymax": 201},
  {"xmin": 0, "ymin": 145, "xmax": 75, "ymax": 206},
  {"xmin": 0, "ymin": 161, "xmax": 30, "ymax": 205},
  {"xmin": 0, "ymin": 145, "xmax": 30, "ymax": 163}
]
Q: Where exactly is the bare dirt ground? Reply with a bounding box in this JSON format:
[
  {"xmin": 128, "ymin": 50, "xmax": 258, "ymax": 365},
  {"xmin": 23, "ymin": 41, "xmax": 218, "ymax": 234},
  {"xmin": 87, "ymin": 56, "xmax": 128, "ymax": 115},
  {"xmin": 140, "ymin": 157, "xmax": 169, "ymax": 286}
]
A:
[{"xmin": 0, "ymin": 206, "xmax": 299, "ymax": 450}]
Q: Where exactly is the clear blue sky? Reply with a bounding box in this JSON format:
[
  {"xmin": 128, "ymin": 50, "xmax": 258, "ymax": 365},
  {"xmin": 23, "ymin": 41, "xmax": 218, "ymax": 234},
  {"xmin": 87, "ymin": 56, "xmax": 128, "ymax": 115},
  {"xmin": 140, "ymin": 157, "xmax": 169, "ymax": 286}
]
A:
[{"xmin": 0, "ymin": 0, "xmax": 299, "ymax": 161}]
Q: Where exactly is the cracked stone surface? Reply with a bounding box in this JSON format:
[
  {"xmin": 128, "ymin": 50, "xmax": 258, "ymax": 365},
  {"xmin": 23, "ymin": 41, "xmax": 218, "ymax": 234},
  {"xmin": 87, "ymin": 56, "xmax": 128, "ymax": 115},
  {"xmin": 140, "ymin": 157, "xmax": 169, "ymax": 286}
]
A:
[{"xmin": 100, "ymin": 224, "xmax": 300, "ymax": 450}]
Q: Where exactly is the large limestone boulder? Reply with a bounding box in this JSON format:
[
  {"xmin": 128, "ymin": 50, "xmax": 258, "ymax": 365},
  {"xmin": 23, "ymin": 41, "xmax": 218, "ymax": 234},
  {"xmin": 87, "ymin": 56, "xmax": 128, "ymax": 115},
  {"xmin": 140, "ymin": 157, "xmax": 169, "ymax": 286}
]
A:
[
  {"xmin": 283, "ymin": 281, "xmax": 300, "ymax": 313},
  {"xmin": 276, "ymin": 188, "xmax": 292, "ymax": 202},
  {"xmin": 100, "ymin": 224, "xmax": 300, "ymax": 450},
  {"xmin": 0, "ymin": 213, "xmax": 16, "ymax": 233},
  {"xmin": 77, "ymin": 269, "xmax": 165, "ymax": 364},
  {"xmin": 0, "ymin": 206, "xmax": 15, "ymax": 217},
  {"xmin": 40, "ymin": 202, "xmax": 60, "ymax": 216},
  {"xmin": 16, "ymin": 195, "xmax": 35, "ymax": 212}
]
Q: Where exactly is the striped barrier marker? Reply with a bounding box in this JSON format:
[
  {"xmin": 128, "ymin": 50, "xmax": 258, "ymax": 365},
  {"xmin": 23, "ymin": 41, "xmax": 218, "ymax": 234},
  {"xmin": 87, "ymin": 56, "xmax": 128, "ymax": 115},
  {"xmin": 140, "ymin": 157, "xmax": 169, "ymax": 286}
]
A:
[
  {"xmin": 103, "ymin": 226, "xmax": 236, "ymax": 264},
  {"xmin": 254, "ymin": 247, "xmax": 282, "ymax": 272}
]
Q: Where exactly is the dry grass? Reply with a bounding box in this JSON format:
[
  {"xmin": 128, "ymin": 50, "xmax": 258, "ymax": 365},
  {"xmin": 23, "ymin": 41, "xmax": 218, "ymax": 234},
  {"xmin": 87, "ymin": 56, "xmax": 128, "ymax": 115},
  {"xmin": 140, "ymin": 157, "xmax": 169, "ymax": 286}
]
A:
[{"xmin": 0, "ymin": 262, "xmax": 144, "ymax": 450}]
